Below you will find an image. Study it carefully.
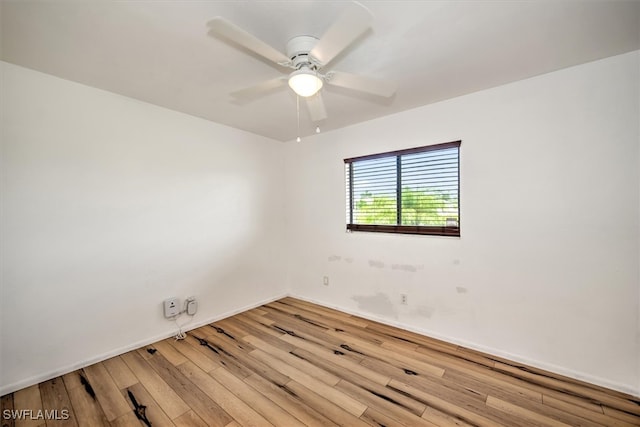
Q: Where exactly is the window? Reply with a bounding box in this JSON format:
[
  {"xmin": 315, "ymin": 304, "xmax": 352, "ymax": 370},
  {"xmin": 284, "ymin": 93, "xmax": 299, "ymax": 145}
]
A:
[{"xmin": 345, "ymin": 141, "xmax": 460, "ymax": 237}]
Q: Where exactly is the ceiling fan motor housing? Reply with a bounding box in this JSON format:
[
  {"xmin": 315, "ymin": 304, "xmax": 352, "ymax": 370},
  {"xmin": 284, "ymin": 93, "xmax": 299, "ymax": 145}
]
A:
[
  {"xmin": 207, "ymin": 5, "xmax": 395, "ymax": 117},
  {"xmin": 286, "ymin": 35, "xmax": 320, "ymax": 69}
]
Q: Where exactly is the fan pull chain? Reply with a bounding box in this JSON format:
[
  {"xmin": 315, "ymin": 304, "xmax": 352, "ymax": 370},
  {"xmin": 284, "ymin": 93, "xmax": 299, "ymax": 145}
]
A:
[{"xmin": 296, "ymin": 95, "xmax": 301, "ymax": 142}]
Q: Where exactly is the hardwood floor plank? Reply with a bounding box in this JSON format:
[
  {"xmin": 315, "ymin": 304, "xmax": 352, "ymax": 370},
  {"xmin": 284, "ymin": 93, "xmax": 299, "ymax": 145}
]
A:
[
  {"xmin": 279, "ymin": 331, "xmax": 390, "ymax": 386},
  {"xmin": 602, "ymin": 406, "xmax": 640, "ymax": 425},
  {"xmin": 247, "ymin": 307, "xmax": 268, "ymax": 316},
  {"xmin": 1, "ymin": 393, "xmax": 16, "ymax": 427},
  {"xmin": 249, "ymin": 347, "xmax": 368, "ymax": 417},
  {"xmin": 256, "ymin": 313, "xmax": 366, "ymax": 363},
  {"xmin": 232, "ymin": 318, "xmax": 295, "ymax": 351},
  {"xmin": 190, "ymin": 325, "xmax": 216, "ymax": 338},
  {"xmin": 411, "ymin": 343, "xmax": 500, "ymax": 375},
  {"xmin": 344, "ymin": 320, "xmax": 495, "ymax": 376},
  {"xmin": 279, "ymin": 298, "xmax": 370, "ymax": 328},
  {"xmin": 335, "ymin": 379, "xmax": 434, "ymax": 426},
  {"xmin": 152, "ymin": 340, "xmax": 188, "ymax": 366},
  {"xmin": 388, "ymin": 378, "xmax": 526, "ymax": 427},
  {"xmin": 172, "ymin": 410, "xmax": 207, "ymax": 427},
  {"xmin": 122, "ymin": 382, "xmax": 174, "ymax": 427},
  {"xmin": 284, "ymin": 381, "xmax": 371, "ymax": 427},
  {"xmin": 101, "ymin": 357, "xmax": 138, "ymax": 391},
  {"xmin": 65, "ymin": 385, "xmax": 109, "ymax": 427},
  {"xmin": 359, "ymin": 357, "xmax": 489, "ymax": 407},
  {"xmin": 261, "ymin": 304, "xmax": 332, "ymax": 334},
  {"xmin": 364, "ymin": 318, "xmax": 458, "ymax": 350},
  {"xmin": 381, "ymin": 339, "xmax": 540, "ymax": 403},
  {"xmin": 340, "ymin": 321, "xmax": 424, "ymax": 352},
  {"xmin": 264, "ymin": 302, "xmax": 347, "ymax": 332},
  {"xmin": 108, "ymin": 412, "xmax": 142, "ymax": 427},
  {"xmin": 144, "ymin": 351, "xmax": 232, "ymax": 427},
  {"xmin": 542, "ymin": 395, "xmax": 635, "ymax": 427},
  {"xmin": 453, "ymin": 347, "xmax": 502, "ymax": 368},
  {"xmin": 38, "ymin": 378, "xmax": 77, "ymax": 427},
  {"xmin": 542, "ymin": 389, "xmax": 608, "ymax": 415},
  {"xmin": 242, "ymin": 374, "xmax": 338, "ymax": 427},
  {"xmin": 455, "ymin": 372, "xmax": 621, "ymax": 426},
  {"xmin": 485, "ymin": 391, "xmax": 606, "ymax": 427},
  {"xmin": 271, "ymin": 301, "xmax": 416, "ymax": 356},
  {"xmin": 256, "ymin": 308, "xmax": 369, "ymax": 362},
  {"xmin": 210, "ymin": 367, "xmax": 304, "ymax": 426},
  {"xmin": 210, "ymin": 321, "xmax": 252, "ymax": 340},
  {"xmin": 6, "ymin": 297, "xmax": 638, "ymax": 427},
  {"xmin": 181, "ymin": 334, "xmax": 254, "ymax": 379},
  {"xmin": 440, "ymin": 356, "xmax": 602, "ymax": 415},
  {"xmin": 290, "ymin": 347, "xmax": 425, "ymax": 416},
  {"xmin": 232, "ymin": 315, "xmax": 297, "ymax": 349},
  {"xmin": 60, "ymin": 373, "xmax": 82, "ymax": 394},
  {"xmin": 327, "ymin": 329, "xmax": 446, "ymax": 378},
  {"xmin": 165, "ymin": 338, "xmax": 219, "ymax": 373},
  {"xmin": 205, "ymin": 323, "xmax": 249, "ymax": 343},
  {"xmin": 82, "ymin": 364, "xmax": 131, "ymax": 422},
  {"xmin": 494, "ymin": 361, "xmax": 640, "ymax": 415},
  {"xmin": 487, "ymin": 354, "xmax": 635, "ymax": 401},
  {"xmin": 206, "ymin": 322, "xmax": 256, "ymax": 352},
  {"xmin": 243, "ymin": 335, "xmax": 341, "ymax": 386},
  {"xmin": 136, "ymin": 347, "xmax": 156, "ymax": 361},
  {"xmin": 175, "ymin": 361, "xmax": 274, "ymax": 427},
  {"xmin": 360, "ymin": 407, "xmax": 433, "ymax": 427},
  {"xmin": 120, "ymin": 351, "xmax": 189, "ymax": 420},
  {"xmin": 204, "ymin": 331, "xmax": 290, "ymax": 386},
  {"xmin": 239, "ymin": 311, "xmax": 276, "ymax": 328},
  {"xmin": 13, "ymin": 384, "xmax": 44, "ymax": 427},
  {"xmin": 421, "ymin": 406, "xmax": 475, "ymax": 427},
  {"xmin": 486, "ymin": 395, "xmax": 573, "ymax": 427},
  {"xmin": 443, "ymin": 368, "xmax": 542, "ymax": 404}
]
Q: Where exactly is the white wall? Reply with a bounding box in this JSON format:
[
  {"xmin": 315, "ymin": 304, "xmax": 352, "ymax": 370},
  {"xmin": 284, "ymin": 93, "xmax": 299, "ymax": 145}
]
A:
[
  {"xmin": 0, "ymin": 62, "xmax": 287, "ymax": 395},
  {"xmin": 2, "ymin": 51, "xmax": 639, "ymax": 398},
  {"xmin": 285, "ymin": 51, "xmax": 640, "ymax": 395}
]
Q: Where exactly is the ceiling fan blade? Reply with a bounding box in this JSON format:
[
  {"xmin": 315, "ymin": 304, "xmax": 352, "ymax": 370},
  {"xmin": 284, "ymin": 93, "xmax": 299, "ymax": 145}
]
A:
[
  {"xmin": 230, "ymin": 77, "xmax": 288, "ymax": 100},
  {"xmin": 309, "ymin": 4, "xmax": 372, "ymax": 66},
  {"xmin": 208, "ymin": 17, "xmax": 290, "ymax": 66},
  {"xmin": 327, "ymin": 71, "xmax": 396, "ymax": 98},
  {"xmin": 306, "ymin": 92, "xmax": 328, "ymax": 122}
]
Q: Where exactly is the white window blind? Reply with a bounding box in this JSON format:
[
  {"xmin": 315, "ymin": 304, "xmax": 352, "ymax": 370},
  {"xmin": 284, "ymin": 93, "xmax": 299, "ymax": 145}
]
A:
[{"xmin": 345, "ymin": 141, "xmax": 460, "ymax": 236}]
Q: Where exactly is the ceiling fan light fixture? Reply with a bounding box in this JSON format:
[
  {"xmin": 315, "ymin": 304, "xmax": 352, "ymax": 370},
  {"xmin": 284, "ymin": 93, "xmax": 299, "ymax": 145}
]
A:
[{"xmin": 288, "ymin": 68, "xmax": 323, "ymax": 97}]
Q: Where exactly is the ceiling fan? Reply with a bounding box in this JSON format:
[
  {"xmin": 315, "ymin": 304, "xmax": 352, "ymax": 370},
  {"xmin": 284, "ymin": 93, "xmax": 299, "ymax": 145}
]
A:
[{"xmin": 207, "ymin": 3, "xmax": 396, "ymax": 123}]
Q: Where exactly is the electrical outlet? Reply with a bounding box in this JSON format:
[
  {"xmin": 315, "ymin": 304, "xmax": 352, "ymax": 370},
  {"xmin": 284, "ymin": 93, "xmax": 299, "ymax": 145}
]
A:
[
  {"xmin": 163, "ymin": 297, "xmax": 180, "ymax": 318},
  {"xmin": 323, "ymin": 276, "xmax": 329, "ymax": 286},
  {"xmin": 401, "ymin": 294, "xmax": 408, "ymax": 305}
]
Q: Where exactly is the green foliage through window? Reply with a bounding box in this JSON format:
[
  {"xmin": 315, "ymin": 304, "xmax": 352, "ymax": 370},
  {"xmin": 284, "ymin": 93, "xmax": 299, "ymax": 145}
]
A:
[{"xmin": 345, "ymin": 141, "xmax": 460, "ymax": 236}]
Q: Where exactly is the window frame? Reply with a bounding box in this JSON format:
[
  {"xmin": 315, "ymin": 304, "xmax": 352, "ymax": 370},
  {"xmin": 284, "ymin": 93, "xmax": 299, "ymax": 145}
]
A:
[{"xmin": 344, "ymin": 140, "xmax": 461, "ymax": 237}]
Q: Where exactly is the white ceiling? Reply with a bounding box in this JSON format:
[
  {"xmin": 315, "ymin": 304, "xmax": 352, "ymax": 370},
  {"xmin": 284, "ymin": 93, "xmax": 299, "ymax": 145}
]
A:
[{"xmin": 2, "ymin": 1, "xmax": 639, "ymax": 142}]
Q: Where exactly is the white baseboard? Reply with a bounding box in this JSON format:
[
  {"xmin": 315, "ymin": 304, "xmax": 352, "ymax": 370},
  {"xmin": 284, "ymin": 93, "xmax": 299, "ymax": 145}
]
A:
[
  {"xmin": 0, "ymin": 292, "xmax": 288, "ymax": 396},
  {"xmin": 288, "ymin": 293, "xmax": 640, "ymax": 398},
  {"xmin": 3, "ymin": 291, "xmax": 638, "ymax": 398}
]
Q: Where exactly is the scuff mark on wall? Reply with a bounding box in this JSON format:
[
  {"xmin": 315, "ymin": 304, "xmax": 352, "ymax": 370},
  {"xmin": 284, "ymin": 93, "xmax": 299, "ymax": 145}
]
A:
[
  {"xmin": 344, "ymin": 257, "xmax": 354, "ymax": 263},
  {"xmin": 413, "ymin": 305, "xmax": 436, "ymax": 319},
  {"xmin": 328, "ymin": 255, "xmax": 342, "ymax": 262},
  {"xmin": 368, "ymin": 260, "xmax": 385, "ymax": 268},
  {"xmin": 352, "ymin": 293, "xmax": 397, "ymax": 318},
  {"xmin": 456, "ymin": 287, "xmax": 468, "ymax": 294},
  {"xmin": 392, "ymin": 264, "xmax": 420, "ymax": 272}
]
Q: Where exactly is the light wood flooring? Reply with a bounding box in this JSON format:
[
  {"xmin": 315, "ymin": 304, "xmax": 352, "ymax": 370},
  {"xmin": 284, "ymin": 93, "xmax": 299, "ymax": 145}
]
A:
[{"xmin": 2, "ymin": 297, "xmax": 639, "ymax": 426}]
